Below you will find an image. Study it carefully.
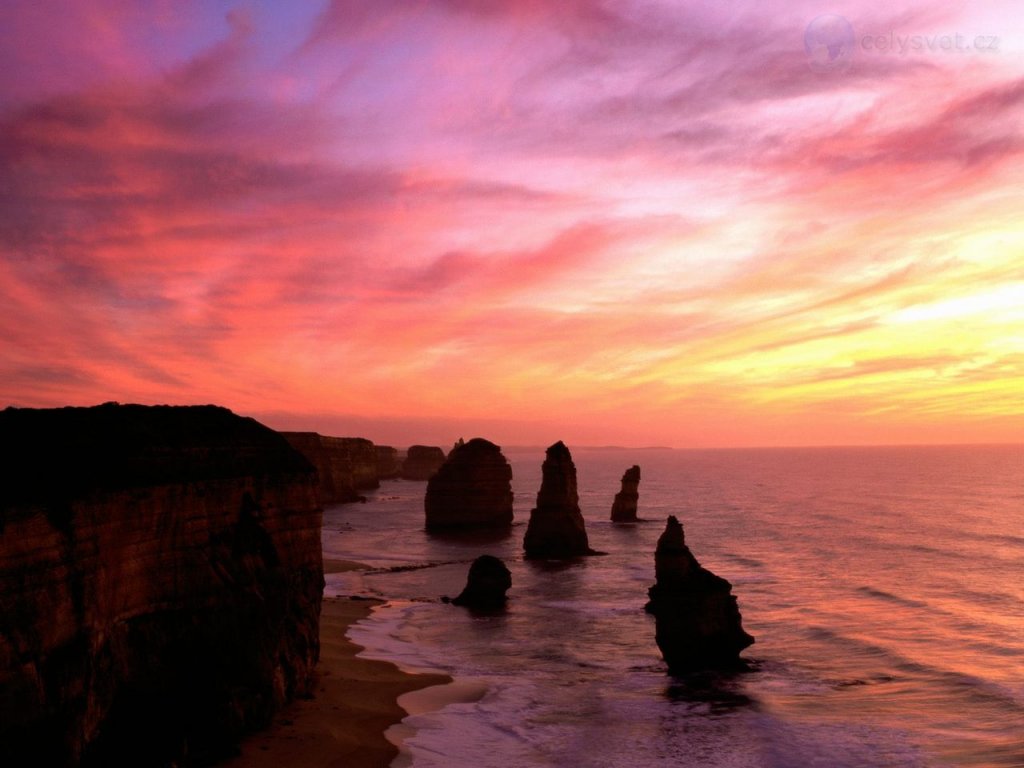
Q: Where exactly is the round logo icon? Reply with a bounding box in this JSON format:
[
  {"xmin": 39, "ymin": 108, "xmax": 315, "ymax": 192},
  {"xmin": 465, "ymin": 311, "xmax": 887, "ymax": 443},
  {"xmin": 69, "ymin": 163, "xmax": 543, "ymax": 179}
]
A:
[{"xmin": 804, "ymin": 14, "xmax": 856, "ymax": 73}]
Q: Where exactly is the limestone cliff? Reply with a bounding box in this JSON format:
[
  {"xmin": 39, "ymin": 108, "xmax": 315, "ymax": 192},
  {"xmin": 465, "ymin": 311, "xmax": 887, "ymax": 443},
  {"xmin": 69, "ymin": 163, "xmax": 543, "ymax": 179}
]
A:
[
  {"xmin": 375, "ymin": 445, "xmax": 401, "ymax": 480},
  {"xmin": 0, "ymin": 404, "xmax": 323, "ymax": 767},
  {"xmin": 523, "ymin": 441, "xmax": 596, "ymax": 559},
  {"xmin": 610, "ymin": 465, "xmax": 641, "ymax": 522},
  {"xmin": 424, "ymin": 438, "xmax": 513, "ymax": 530},
  {"xmin": 401, "ymin": 445, "xmax": 446, "ymax": 481},
  {"xmin": 645, "ymin": 516, "xmax": 754, "ymax": 673},
  {"xmin": 281, "ymin": 432, "xmax": 379, "ymax": 503}
]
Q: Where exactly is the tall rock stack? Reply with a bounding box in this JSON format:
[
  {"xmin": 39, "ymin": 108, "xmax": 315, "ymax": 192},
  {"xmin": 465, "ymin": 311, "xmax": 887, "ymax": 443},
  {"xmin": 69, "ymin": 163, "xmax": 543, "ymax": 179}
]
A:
[
  {"xmin": 401, "ymin": 445, "xmax": 446, "ymax": 480},
  {"xmin": 424, "ymin": 438, "xmax": 514, "ymax": 530},
  {"xmin": 610, "ymin": 465, "xmax": 641, "ymax": 522},
  {"xmin": 523, "ymin": 441, "xmax": 596, "ymax": 559},
  {"xmin": 645, "ymin": 516, "xmax": 754, "ymax": 673}
]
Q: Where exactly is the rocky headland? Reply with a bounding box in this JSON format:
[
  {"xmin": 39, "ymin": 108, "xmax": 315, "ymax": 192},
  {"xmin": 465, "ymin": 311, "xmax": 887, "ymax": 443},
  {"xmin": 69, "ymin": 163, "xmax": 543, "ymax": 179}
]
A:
[
  {"xmin": 610, "ymin": 465, "xmax": 641, "ymax": 522},
  {"xmin": 281, "ymin": 432, "xmax": 379, "ymax": 503},
  {"xmin": 375, "ymin": 445, "xmax": 402, "ymax": 480},
  {"xmin": 523, "ymin": 441, "xmax": 597, "ymax": 559},
  {"xmin": 401, "ymin": 445, "xmax": 446, "ymax": 480},
  {"xmin": 645, "ymin": 516, "xmax": 754, "ymax": 673},
  {"xmin": 424, "ymin": 438, "xmax": 514, "ymax": 530},
  {"xmin": 0, "ymin": 403, "xmax": 324, "ymax": 767}
]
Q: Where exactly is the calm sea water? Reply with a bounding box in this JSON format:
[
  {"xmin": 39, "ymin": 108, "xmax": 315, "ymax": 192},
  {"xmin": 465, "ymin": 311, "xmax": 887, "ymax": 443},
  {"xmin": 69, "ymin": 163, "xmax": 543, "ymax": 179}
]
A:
[{"xmin": 323, "ymin": 446, "xmax": 1024, "ymax": 768}]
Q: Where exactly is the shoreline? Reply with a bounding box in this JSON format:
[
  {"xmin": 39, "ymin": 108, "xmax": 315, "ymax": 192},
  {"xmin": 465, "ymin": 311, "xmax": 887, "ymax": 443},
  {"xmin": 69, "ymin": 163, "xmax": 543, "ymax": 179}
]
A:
[{"xmin": 223, "ymin": 563, "xmax": 454, "ymax": 768}]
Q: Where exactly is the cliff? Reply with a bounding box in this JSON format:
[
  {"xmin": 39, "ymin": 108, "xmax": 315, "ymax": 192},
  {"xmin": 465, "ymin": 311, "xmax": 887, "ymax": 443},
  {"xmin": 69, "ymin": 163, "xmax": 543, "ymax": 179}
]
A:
[
  {"xmin": 610, "ymin": 465, "xmax": 641, "ymax": 522},
  {"xmin": 0, "ymin": 404, "xmax": 323, "ymax": 767},
  {"xmin": 645, "ymin": 516, "xmax": 754, "ymax": 673},
  {"xmin": 424, "ymin": 438, "xmax": 514, "ymax": 530},
  {"xmin": 401, "ymin": 445, "xmax": 446, "ymax": 481},
  {"xmin": 281, "ymin": 433, "xmax": 379, "ymax": 504},
  {"xmin": 523, "ymin": 441, "xmax": 596, "ymax": 559},
  {"xmin": 375, "ymin": 445, "xmax": 401, "ymax": 480}
]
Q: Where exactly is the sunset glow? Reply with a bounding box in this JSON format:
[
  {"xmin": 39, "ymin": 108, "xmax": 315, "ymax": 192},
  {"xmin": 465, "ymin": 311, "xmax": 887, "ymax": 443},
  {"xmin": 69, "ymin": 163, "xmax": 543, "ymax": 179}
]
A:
[{"xmin": 2, "ymin": 1, "xmax": 1022, "ymax": 447}]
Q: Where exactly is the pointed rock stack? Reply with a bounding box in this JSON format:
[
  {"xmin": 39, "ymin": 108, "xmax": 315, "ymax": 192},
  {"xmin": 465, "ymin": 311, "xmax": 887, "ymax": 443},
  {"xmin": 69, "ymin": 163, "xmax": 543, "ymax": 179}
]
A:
[
  {"xmin": 610, "ymin": 465, "xmax": 641, "ymax": 522},
  {"xmin": 646, "ymin": 516, "xmax": 754, "ymax": 673},
  {"xmin": 523, "ymin": 441, "xmax": 596, "ymax": 559},
  {"xmin": 424, "ymin": 438, "xmax": 513, "ymax": 530}
]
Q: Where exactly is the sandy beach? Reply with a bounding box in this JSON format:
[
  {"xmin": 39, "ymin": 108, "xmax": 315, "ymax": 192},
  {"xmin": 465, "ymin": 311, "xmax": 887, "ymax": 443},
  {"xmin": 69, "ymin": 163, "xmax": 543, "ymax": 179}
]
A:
[{"xmin": 224, "ymin": 562, "xmax": 452, "ymax": 768}]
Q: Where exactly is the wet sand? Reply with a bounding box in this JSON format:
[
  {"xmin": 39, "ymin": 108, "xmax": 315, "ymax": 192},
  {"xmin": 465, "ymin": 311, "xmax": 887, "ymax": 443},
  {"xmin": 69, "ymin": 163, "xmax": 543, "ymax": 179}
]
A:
[{"xmin": 224, "ymin": 563, "xmax": 452, "ymax": 768}]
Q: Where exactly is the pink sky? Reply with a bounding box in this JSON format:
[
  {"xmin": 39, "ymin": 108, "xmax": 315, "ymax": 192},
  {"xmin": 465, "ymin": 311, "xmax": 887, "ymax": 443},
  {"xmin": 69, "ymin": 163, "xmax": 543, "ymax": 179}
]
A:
[{"xmin": 2, "ymin": 1, "xmax": 1022, "ymax": 447}]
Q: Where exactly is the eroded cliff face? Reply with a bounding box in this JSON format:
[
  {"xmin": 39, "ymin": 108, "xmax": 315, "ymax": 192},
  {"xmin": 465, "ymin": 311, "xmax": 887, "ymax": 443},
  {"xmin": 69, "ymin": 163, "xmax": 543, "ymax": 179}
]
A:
[
  {"xmin": 0, "ymin": 404, "xmax": 323, "ymax": 767},
  {"xmin": 281, "ymin": 432, "xmax": 379, "ymax": 503}
]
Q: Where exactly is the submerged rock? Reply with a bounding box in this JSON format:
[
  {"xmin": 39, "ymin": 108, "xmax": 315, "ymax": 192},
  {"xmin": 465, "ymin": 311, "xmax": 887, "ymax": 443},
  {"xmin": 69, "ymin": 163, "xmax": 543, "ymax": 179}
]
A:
[
  {"xmin": 449, "ymin": 555, "xmax": 512, "ymax": 611},
  {"xmin": 610, "ymin": 465, "xmax": 641, "ymax": 522},
  {"xmin": 401, "ymin": 445, "xmax": 446, "ymax": 480},
  {"xmin": 523, "ymin": 441, "xmax": 596, "ymax": 559},
  {"xmin": 645, "ymin": 516, "xmax": 754, "ymax": 673},
  {"xmin": 425, "ymin": 438, "xmax": 514, "ymax": 530}
]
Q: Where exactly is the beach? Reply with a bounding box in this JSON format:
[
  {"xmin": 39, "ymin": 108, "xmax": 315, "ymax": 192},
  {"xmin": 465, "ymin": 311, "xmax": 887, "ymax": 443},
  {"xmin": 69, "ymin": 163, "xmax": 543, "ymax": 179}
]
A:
[{"xmin": 224, "ymin": 561, "xmax": 451, "ymax": 768}]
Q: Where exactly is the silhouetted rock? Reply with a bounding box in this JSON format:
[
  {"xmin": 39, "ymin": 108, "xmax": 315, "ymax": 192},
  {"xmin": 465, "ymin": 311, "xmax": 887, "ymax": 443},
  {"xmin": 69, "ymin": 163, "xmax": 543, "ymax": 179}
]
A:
[
  {"xmin": 610, "ymin": 465, "xmax": 641, "ymax": 522},
  {"xmin": 282, "ymin": 432, "xmax": 378, "ymax": 503},
  {"xmin": 523, "ymin": 441, "xmax": 596, "ymax": 559},
  {"xmin": 645, "ymin": 516, "xmax": 754, "ymax": 673},
  {"xmin": 0, "ymin": 404, "xmax": 322, "ymax": 767},
  {"xmin": 449, "ymin": 555, "xmax": 512, "ymax": 611},
  {"xmin": 376, "ymin": 445, "xmax": 401, "ymax": 479},
  {"xmin": 401, "ymin": 445, "xmax": 446, "ymax": 480},
  {"xmin": 425, "ymin": 438, "xmax": 514, "ymax": 530}
]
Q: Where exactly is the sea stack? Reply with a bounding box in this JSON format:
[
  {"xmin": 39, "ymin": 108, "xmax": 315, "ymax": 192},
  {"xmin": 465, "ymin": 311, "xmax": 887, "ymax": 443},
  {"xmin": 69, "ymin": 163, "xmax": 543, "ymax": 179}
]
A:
[
  {"xmin": 645, "ymin": 516, "xmax": 754, "ymax": 673},
  {"xmin": 424, "ymin": 438, "xmax": 514, "ymax": 530},
  {"xmin": 401, "ymin": 445, "xmax": 446, "ymax": 480},
  {"xmin": 523, "ymin": 441, "xmax": 596, "ymax": 559},
  {"xmin": 610, "ymin": 465, "xmax": 641, "ymax": 522},
  {"xmin": 449, "ymin": 555, "xmax": 512, "ymax": 611}
]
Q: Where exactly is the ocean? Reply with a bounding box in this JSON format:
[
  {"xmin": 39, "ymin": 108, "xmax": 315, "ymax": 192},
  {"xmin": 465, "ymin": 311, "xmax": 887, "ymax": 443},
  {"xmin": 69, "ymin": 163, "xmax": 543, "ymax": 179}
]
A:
[{"xmin": 322, "ymin": 445, "xmax": 1024, "ymax": 767}]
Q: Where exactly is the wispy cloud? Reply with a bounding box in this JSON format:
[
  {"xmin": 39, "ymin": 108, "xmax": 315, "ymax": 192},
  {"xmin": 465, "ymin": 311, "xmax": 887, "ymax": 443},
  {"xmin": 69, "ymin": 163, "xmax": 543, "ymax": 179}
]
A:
[{"xmin": 1, "ymin": 0, "xmax": 1021, "ymax": 446}]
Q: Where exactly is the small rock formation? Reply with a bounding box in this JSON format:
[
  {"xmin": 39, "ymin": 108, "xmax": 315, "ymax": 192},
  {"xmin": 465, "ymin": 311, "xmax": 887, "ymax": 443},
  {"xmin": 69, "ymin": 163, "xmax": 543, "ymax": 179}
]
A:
[
  {"xmin": 401, "ymin": 445, "xmax": 446, "ymax": 480},
  {"xmin": 523, "ymin": 441, "xmax": 597, "ymax": 559},
  {"xmin": 282, "ymin": 432, "xmax": 379, "ymax": 503},
  {"xmin": 449, "ymin": 555, "xmax": 512, "ymax": 611},
  {"xmin": 0, "ymin": 404, "xmax": 323, "ymax": 767},
  {"xmin": 645, "ymin": 516, "xmax": 754, "ymax": 673},
  {"xmin": 424, "ymin": 438, "xmax": 514, "ymax": 530},
  {"xmin": 610, "ymin": 465, "xmax": 641, "ymax": 522}
]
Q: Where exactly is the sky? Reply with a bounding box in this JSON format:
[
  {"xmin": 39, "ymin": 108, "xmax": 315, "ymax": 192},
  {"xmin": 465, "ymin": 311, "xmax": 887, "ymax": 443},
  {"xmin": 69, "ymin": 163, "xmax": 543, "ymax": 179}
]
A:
[{"xmin": 1, "ymin": 1, "xmax": 1022, "ymax": 448}]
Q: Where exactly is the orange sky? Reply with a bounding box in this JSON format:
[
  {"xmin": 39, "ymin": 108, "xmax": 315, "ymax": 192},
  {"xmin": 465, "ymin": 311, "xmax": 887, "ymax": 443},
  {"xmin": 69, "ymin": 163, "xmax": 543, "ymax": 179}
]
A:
[{"xmin": 1, "ymin": 1, "xmax": 1022, "ymax": 447}]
